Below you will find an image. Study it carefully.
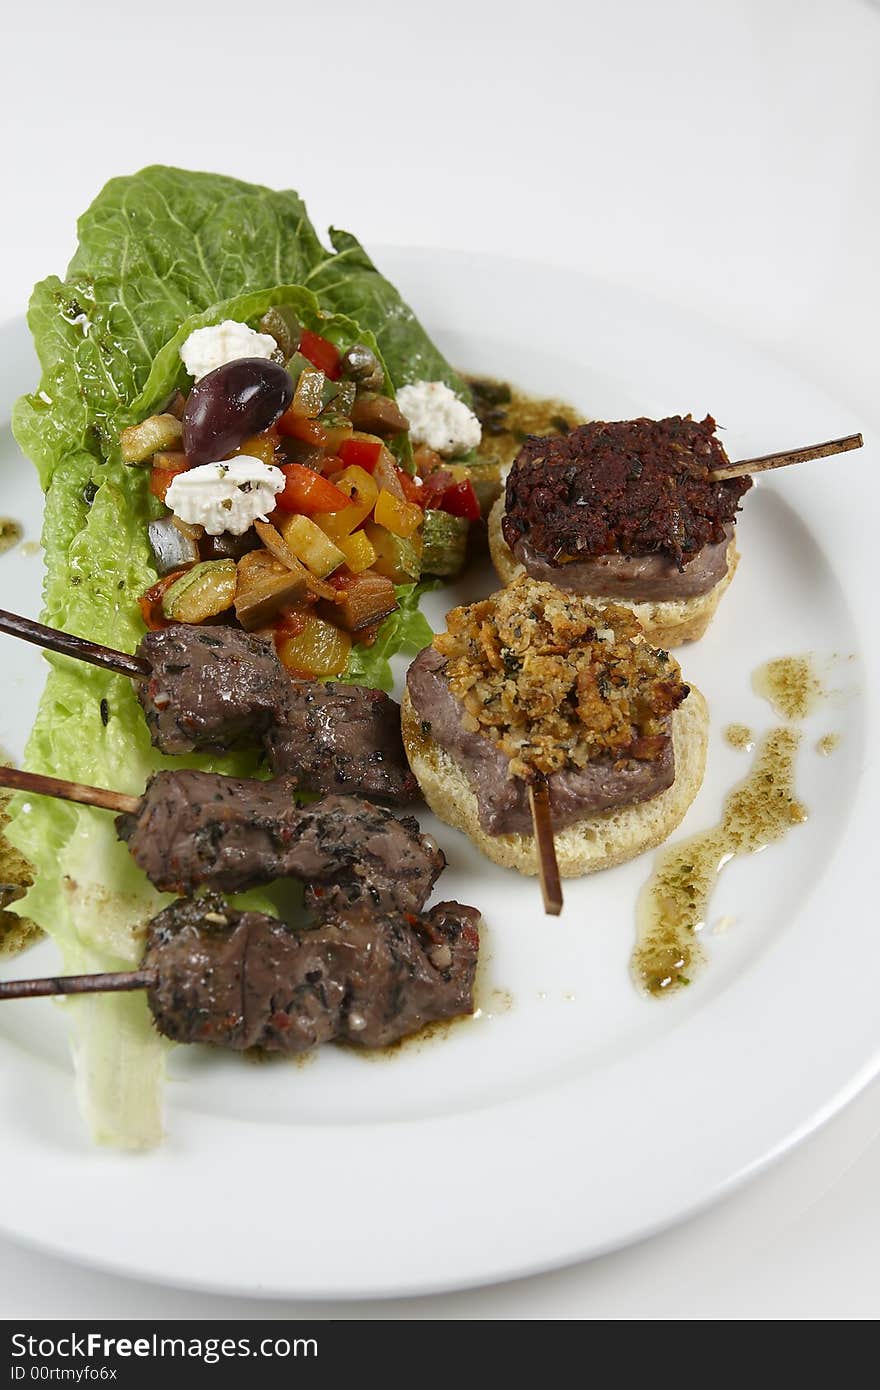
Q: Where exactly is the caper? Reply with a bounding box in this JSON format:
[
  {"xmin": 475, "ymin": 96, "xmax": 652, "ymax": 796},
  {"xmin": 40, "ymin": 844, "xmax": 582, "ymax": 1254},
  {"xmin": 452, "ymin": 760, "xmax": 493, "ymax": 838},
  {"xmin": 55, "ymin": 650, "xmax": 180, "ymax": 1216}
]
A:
[{"xmin": 341, "ymin": 344, "xmax": 382, "ymax": 387}]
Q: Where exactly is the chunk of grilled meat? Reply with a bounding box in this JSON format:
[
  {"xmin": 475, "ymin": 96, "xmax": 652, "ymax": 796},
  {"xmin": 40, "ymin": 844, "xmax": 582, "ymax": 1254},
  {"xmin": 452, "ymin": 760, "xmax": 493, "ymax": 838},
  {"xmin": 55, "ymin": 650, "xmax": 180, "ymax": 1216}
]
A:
[
  {"xmin": 144, "ymin": 892, "xmax": 481, "ymax": 1052},
  {"xmin": 116, "ymin": 770, "xmax": 444, "ymax": 911},
  {"xmin": 136, "ymin": 625, "xmax": 417, "ymax": 804},
  {"xmin": 263, "ymin": 681, "xmax": 419, "ymax": 803},
  {"xmin": 138, "ymin": 625, "xmax": 288, "ymax": 754},
  {"xmin": 502, "ymin": 415, "xmax": 751, "ymax": 570}
]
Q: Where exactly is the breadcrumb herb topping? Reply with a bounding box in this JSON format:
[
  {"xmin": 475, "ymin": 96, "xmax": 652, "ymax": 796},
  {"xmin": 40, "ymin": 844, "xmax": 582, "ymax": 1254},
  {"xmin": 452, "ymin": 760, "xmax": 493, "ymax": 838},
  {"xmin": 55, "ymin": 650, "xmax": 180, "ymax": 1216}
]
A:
[{"xmin": 434, "ymin": 578, "xmax": 689, "ymax": 780}]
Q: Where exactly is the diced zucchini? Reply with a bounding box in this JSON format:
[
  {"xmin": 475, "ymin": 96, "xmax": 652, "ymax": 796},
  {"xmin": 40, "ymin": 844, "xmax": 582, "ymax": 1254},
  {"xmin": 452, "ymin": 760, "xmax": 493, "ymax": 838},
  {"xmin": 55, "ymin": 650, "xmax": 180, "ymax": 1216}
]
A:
[
  {"xmin": 161, "ymin": 559, "xmax": 237, "ymax": 623},
  {"xmin": 276, "ymin": 615, "xmax": 352, "ymax": 678},
  {"xmin": 373, "ymin": 488, "xmax": 423, "ymax": 539},
  {"xmin": 285, "ymin": 351, "xmax": 312, "ymax": 382},
  {"xmin": 278, "ymin": 514, "xmax": 345, "ymax": 579},
  {"xmin": 120, "ymin": 413, "xmax": 183, "ymax": 464},
  {"xmin": 363, "ymin": 522, "xmax": 422, "ymax": 583},
  {"xmin": 320, "ymin": 378, "xmax": 357, "ymax": 415},
  {"xmin": 421, "ymin": 509, "xmax": 470, "ymax": 577},
  {"xmin": 336, "ymin": 530, "xmax": 377, "ymax": 574}
]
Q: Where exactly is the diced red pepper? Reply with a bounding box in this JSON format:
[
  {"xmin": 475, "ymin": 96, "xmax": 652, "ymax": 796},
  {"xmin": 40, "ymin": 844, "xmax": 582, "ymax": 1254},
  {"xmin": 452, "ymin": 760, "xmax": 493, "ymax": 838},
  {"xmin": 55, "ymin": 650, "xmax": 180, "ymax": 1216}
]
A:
[
  {"xmin": 149, "ymin": 463, "xmax": 189, "ymax": 504},
  {"xmin": 277, "ymin": 412, "xmax": 329, "ymax": 448},
  {"xmin": 438, "ymin": 478, "xmax": 480, "ymax": 521},
  {"xmin": 273, "ymin": 462, "xmax": 350, "ymax": 515},
  {"xmin": 395, "ymin": 467, "xmax": 424, "ymax": 507},
  {"xmin": 417, "ymin": 469, "xmax": 455, "ymax": 509},
  {"xmin": 299, "ymin": 329, "xmax": 341, "ymax": 381},
  {"xmin": 337, "ymin": 437, "xmax": 382, "ymax": 472}
]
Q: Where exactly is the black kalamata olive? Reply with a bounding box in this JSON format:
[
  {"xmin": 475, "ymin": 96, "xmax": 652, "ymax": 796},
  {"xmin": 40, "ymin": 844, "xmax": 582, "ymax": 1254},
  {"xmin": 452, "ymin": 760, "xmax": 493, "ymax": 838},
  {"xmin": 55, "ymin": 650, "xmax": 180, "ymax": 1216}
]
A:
[{"xmin": 182, "ymin": 358, "xmax": 293, "ymax": 466}]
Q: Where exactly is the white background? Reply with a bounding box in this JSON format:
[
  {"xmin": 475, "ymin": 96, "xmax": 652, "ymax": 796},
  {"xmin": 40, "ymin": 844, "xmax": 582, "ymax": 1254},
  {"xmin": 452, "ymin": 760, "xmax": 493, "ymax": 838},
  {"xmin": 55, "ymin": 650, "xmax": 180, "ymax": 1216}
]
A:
[{"xmin": 1, "ymin": 0, "xmax": 878, "ymax": 1319}]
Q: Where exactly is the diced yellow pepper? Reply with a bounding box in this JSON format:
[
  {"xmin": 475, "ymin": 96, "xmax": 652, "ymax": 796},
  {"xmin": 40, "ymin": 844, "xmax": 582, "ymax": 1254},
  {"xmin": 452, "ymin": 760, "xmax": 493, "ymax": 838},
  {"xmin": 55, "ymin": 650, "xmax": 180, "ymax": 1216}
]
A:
[
  {"xmin": 276, "ymin": 615, "xmax": 352, "ymax": 678},
  {"xmin": 337, "ymin": 529, "xmax": 378, "ymax": 574},
  {"xmin": 278, "ymin": 513, "xmax": 345, "ymax": 578},
  {"xmin": 233, "ymin": 432, "xmax": 277, "ymax": 466},
  {"xmin": 315, "ymin": 466, "xmax": 379, "ymax": 540},
  {"xmin": 373, "ymin": 488, "xmax": 423, "ymax": 539},
  {"xmin": 322, "ymin": 421, "xmax": 354, "ymax": 454}
]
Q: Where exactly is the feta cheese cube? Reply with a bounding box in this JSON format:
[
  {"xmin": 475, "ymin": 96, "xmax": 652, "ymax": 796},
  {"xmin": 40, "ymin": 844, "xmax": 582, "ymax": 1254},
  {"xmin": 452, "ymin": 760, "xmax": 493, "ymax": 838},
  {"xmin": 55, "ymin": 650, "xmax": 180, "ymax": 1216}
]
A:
[
  {"xmin": 180, "ymin": 320, "xmax": 278, "ymax": 382},
  {"xmin": 164, "ymin": 458, "xmax": 285, "ymax": 536},
  {"xmin": 395, "ymin": 380, "xmax": 482, "ymax": 457}
]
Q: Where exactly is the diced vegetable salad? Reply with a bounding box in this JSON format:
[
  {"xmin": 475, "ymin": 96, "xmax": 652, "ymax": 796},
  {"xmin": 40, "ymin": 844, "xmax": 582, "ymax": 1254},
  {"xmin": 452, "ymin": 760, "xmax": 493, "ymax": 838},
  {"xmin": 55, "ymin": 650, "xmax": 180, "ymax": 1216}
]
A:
[{"xmin": 124, "ymin": 308, "xmax": 494, "ymax": 681}]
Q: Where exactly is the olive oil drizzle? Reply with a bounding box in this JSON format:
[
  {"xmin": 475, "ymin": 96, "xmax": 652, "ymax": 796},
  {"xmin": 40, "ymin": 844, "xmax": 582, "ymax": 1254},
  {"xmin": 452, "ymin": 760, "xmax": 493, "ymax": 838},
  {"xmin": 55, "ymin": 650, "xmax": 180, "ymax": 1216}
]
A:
[
  {"xmin": 752, "ymin": 655, "xmax": 822, "ymax": 721},
  {"xmin": 816, "ymin": 733, "xmax": 839, "ymax": 757},
  {"xmin": 467, "ymin": 376, "xmax": 586, "ymax": 473},
  {"xmin": 0, "ymin": 519, "xmax": 22, "ymax": 555},
  {"xmin": 724, "ymin": 723, "xmax": 754, "ymax": 750},
  {"xmin": 632, "ymin": 727, "xmax": 807, "ymax": 996}
]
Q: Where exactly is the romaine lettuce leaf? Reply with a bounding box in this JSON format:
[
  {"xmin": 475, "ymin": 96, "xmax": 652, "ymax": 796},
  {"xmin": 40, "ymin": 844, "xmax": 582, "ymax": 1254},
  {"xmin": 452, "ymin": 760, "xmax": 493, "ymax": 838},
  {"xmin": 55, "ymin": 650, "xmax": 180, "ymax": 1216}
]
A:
[
  {"xmin": 342, "ymin": 581, "xmax": 437, "ymax": 692},
  {"xmin": 9, "ymin": 168, "xmax": 456, "ymax": 1147},
  {"xmin": 14, "ymin": 166, "xmax": 465, "ymax": 490}
]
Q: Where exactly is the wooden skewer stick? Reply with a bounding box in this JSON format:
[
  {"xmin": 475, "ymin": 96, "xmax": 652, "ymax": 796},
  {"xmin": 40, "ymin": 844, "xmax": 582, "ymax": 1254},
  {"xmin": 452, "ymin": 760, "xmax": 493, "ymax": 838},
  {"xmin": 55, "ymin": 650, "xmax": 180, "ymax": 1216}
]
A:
[
  {"xmin": 529, "ymin": 775, "xmax": 563, "ymax": 916},
  {"xmin": 0, "ymin": 765, "xmax": 140, "ymax": 817},
  {"xmin": 0, "ymin": 969, "xmax": 155, "ymax": 1001},
  {"xmin": 709, "ymin": 432, "xmax": 863, "ymax": 482},
  {"xmin": 0, "ymin": 608, "xmax": 148, "ymax": 680}
]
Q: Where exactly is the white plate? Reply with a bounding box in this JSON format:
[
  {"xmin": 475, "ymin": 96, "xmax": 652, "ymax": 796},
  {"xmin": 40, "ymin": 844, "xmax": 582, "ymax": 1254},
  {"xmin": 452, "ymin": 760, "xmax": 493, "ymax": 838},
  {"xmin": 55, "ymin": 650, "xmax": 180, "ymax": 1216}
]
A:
[{"xmin": 0, "ymin": 250, "xmax": 876, "ymax": 1299}]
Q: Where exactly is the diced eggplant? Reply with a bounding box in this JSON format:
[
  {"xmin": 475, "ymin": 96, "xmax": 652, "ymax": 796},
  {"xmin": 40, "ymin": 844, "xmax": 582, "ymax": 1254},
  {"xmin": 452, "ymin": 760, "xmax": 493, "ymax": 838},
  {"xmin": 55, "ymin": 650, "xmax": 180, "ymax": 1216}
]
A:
[
  {"xmin": 288, "ymin": 362, "xmax": 325, "ymax": 418},
  {"xmin": 148, "ymin": 516, "xmax": 200, "ymax": 575},
  {"xmin": 322, "ymin": 571, "xmax": 398, "ymax": 634},
  {"xmin": 350, "ymin": 393, "xmax": 409, "ymax": 436},
  {"xmin": 200, "ymin": 529, "xmax": 262, "ymax": 561},
  {"xmin": 234, "ymin": 552, "xmax": 309, "ymax": 631}
]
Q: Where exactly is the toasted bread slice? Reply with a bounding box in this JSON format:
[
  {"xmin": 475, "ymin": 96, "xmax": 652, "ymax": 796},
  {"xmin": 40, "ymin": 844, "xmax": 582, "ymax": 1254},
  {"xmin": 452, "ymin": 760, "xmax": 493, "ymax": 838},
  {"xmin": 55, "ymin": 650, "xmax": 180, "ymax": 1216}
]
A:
[
  {"xmin": 401, "ymin": 685, "xmax": 708, "ymax": 878},
  {"xmin": 488, "ymin": 497, "xmax": 738, "ymax": 647}
]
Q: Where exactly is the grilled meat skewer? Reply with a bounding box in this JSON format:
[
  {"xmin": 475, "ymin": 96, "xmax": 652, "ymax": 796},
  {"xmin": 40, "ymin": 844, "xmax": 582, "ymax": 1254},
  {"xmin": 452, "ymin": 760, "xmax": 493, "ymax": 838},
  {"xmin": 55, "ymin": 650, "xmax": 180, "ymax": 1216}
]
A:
[
  {"xmin": 0, "ymin": 766, "xmax": 444, "ymax": 912},
  {"xmin": 0, "ymin": 892, "xmax": 482, "ymax": 1054},
  {"xmin": 0, "ymin": 615, "xmax": 417, "ymax": 805},
  {"xmin": 119, "ymin": 771, "xmax": 443, "ymax": 910}
]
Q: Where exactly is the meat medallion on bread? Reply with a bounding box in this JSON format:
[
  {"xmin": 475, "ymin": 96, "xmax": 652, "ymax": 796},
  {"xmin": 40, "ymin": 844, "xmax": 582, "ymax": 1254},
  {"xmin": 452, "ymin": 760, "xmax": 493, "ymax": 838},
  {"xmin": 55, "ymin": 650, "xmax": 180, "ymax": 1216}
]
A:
[
  {"xmin": 489, "ymin": 415, "xmax": 751, "ymax": 647},
  {"xmin": 402, "ymin": 577, "xmax": 708, "ymax": 877}
]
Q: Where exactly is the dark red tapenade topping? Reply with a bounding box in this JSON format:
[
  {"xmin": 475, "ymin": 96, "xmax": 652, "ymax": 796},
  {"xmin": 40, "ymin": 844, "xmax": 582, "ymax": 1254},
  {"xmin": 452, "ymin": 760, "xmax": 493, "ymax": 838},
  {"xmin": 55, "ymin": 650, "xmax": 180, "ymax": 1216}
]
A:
[{"xmin": 501, "ymin": 415, "xmax": 752, "ymax": 570}]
